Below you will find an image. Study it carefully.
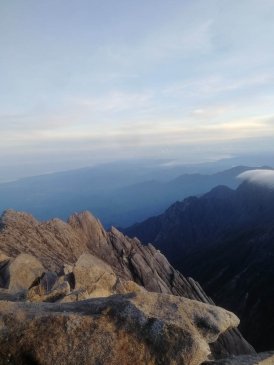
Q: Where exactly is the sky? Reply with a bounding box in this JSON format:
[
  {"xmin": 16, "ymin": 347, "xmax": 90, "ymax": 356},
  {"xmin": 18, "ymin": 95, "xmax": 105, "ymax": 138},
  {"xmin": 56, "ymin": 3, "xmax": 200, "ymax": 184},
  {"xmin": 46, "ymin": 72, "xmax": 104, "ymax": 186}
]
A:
[{"xmin": 1, "ymin": 0, "xmax": 274, "ymax": 180}]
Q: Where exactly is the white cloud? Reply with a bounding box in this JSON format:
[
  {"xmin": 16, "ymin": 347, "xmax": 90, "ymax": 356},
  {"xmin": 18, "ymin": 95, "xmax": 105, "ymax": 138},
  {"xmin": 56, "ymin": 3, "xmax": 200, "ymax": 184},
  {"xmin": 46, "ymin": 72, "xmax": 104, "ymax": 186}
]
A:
[{"xmin": 238, "ymin": 169, "xmax": 274, "ymax": 189}]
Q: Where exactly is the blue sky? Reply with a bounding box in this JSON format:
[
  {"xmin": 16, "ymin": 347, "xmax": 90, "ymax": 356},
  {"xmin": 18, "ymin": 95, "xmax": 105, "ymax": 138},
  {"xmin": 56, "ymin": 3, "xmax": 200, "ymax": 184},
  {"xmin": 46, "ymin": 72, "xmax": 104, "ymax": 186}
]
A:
[{"xmin": 1, "ymin": 0, "xmax": 274, "ymax": 180}]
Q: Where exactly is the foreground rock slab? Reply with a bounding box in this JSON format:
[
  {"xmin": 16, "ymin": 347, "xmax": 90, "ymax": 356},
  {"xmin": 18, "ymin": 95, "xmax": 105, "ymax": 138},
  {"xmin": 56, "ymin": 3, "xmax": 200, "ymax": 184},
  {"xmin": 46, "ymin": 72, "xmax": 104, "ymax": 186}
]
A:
[{"xmin": 0, "ymin": 291, "xmax": 239, "ymax": 365}]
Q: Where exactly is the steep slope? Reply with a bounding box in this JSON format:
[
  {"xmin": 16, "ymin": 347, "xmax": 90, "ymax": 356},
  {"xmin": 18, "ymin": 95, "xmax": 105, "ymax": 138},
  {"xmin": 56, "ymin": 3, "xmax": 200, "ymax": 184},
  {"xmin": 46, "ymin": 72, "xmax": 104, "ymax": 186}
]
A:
[
  {"xmin": 182, "ymin": 226, "xmax": 274, "ymax": 352},
  {"xmin": 124, "ymin": 181, "xmax": 274, "ymax": 351},
  {"xmin": 0, "ymin": 209, "xmax": 254, "ymax": 358},
  {"xmin": 124, "ymin": 181, "xmax": 274, "ymax": 259}
]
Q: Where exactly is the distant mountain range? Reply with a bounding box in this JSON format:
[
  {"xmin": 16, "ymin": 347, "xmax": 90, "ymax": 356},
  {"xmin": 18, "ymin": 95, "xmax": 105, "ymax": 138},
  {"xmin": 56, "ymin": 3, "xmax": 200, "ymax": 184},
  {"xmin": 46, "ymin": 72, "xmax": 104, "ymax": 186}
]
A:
[
  {"xmin": 124, "ymin": 177, "xmax": 274, "ymax": 351},
  {"xmin": 0, "ymin": 164, "xmax": 263, "ymax": 227}
]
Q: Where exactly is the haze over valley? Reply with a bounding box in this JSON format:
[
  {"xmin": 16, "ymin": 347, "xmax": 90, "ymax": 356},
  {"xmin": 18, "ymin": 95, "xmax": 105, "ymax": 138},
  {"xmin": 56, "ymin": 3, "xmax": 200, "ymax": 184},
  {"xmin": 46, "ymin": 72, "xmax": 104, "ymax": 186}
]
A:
[{"xmin": 0, "ymin": 158, "xmax": 272, "ymax": 227}]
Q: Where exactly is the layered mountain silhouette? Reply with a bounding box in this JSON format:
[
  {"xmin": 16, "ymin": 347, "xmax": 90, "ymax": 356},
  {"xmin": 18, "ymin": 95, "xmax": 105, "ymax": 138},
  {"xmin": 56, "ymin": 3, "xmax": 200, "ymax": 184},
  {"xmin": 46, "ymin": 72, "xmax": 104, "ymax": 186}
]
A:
[
  {"xmin": 0, "ymin": 165, "xmax": 260, "ymax": 227},
  {"xmin": 124, "ymin": 179, "xmax": 274, "ymax": 351}
]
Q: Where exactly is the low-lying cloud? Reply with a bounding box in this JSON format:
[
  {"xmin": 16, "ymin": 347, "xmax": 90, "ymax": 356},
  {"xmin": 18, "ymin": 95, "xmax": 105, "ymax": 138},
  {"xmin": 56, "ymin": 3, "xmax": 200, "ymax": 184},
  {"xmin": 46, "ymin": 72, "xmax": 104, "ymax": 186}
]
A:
[{"xmin": 238, "ymin": 169, "xmax": 274, "ymax": 189}]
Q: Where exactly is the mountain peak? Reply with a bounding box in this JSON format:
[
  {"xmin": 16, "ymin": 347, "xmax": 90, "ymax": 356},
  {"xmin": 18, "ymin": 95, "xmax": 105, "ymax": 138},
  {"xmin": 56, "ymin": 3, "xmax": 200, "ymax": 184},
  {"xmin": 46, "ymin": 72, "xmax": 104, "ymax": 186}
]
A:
[
  {"xmin": 0, "ymin": 209, "xmax": 39, "ymax": 230},
  {"xmin": 68, "ymin": 211, "xmax": 106, "ymax": 238},
  {"xmin": 206, "ymin": 185, "xmax": 234, "ymax": 198}
]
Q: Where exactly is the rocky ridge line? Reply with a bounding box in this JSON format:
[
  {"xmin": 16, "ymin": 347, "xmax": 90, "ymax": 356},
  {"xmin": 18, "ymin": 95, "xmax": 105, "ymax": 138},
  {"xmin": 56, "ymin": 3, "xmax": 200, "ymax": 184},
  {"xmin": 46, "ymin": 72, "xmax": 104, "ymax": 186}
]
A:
[{"xmin": 0, "ymin": 209, "xmax": 256, "ymax": 362}]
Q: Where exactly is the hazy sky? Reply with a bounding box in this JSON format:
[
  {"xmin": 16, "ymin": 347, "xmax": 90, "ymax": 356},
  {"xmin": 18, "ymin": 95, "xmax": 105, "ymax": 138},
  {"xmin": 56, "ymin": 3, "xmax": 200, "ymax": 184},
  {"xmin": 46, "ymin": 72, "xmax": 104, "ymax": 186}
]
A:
[{"xmin": 1, "ymin": 0, "xmax": 274, "ymax": 180}]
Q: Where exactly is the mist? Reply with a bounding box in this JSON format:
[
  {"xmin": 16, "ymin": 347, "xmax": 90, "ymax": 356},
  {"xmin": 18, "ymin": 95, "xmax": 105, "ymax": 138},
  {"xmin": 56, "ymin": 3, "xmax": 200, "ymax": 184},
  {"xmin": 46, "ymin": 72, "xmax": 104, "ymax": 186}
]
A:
[{"xmin": 238, "ymin": 169, "xmax": 274, "ymax": 190}]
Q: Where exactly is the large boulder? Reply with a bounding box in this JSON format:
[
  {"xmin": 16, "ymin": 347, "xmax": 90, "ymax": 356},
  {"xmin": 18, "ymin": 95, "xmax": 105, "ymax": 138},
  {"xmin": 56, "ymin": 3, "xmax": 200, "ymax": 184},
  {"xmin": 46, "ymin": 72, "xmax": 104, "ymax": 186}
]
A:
[
  {"xmin": 0, "ymin": 253, "xmax": 44, "ymax": 294},
  {"xmin": 73, "ymin": 253, "xmax": 117, "ymax": 297},
  {"xmin": 0, "ymin": 291, "xmax": 239, "ymax": 365}
]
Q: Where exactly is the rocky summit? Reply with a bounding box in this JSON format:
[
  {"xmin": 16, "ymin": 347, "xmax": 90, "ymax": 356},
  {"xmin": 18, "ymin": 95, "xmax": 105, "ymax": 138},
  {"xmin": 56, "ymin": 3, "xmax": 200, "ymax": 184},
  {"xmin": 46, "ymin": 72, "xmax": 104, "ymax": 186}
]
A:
[{"xmin": 0, "ymin": 209, "xmax": 262, "ymax": 365}]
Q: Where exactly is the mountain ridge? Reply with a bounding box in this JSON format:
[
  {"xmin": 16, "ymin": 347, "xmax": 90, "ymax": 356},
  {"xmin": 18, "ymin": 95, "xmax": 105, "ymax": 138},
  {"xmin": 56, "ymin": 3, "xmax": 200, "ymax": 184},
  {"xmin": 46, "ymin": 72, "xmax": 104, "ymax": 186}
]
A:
[
  {"xmin": 124, "ymin": 180, "xmax": 274, "ymax": 351},
  {"xmin": 0, "ymin": 208, "xmax": 254, "ymax": 359}
]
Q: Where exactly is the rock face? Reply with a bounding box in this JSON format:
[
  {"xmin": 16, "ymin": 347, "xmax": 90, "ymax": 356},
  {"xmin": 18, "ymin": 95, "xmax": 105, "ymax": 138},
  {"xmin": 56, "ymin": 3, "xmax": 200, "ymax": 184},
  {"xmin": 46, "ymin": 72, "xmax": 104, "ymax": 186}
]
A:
[
  {"xmin": 0, "ymin": 291, "xmax": 240, "ymax": 365},
  {"xmin": 124, "ymin": 182, "xmax": 274, "ymax": 260},
  {"xmin": 0, "ymin": 210, "xmax": 88, "ymax": 271},
  {"xmin": 0, "ymin": 209, "xmax": 255, "ymax": 359},
  {"xmin": 181, "ymin": 226, "xmax": 274, "ymax": 353}
]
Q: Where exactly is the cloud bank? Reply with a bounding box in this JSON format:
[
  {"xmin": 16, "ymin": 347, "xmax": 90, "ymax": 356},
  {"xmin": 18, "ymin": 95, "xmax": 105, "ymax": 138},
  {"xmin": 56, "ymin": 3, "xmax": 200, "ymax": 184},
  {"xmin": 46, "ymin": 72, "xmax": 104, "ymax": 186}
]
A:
[{"xmin": 238, "ymin": 169, "xmax": 274, "ymax": 189}]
